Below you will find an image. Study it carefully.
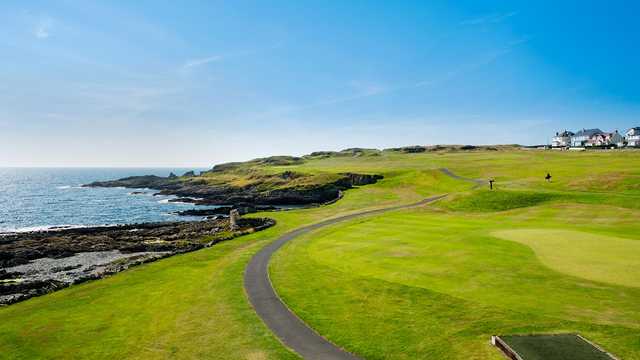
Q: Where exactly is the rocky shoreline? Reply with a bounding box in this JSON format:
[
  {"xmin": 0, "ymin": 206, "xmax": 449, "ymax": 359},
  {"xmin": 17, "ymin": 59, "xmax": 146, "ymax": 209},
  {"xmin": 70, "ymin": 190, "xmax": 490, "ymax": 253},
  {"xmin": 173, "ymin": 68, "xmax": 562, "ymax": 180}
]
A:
[
  {"xmin": 84, "ymin": 171, "xmax": 383, "ymax": 206},
  {"xmin": 1, "ymin": 157, "xmax": 385, "ymax": 306},
  {"xmin": 0, "ymin": 217, "xmax": 274, "ymax": 305}
]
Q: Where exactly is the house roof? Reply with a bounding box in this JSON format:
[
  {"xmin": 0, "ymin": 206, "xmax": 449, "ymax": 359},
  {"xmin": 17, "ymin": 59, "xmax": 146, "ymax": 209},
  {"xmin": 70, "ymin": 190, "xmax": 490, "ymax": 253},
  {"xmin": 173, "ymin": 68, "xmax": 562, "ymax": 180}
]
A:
[
  {"xmin": 556, "ymin": 130, "xmax": 574, "ymax": 137},
  {"xmin": 573, "ymin": 128, "xmax": 603, "ymax": 137}
]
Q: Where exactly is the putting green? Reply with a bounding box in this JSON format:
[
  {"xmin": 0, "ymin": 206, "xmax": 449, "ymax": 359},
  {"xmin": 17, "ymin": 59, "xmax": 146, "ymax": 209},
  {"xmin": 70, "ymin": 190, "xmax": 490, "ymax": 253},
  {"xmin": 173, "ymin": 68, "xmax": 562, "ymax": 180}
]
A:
[{"xmin": 492, "ymin": 229, "xmax": 640, "ymax": 288}]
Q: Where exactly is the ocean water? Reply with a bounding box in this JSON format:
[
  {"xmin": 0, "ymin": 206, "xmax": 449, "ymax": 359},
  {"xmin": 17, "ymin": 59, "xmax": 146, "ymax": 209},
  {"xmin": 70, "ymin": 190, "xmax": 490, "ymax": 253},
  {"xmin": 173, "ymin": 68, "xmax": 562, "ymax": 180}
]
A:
[{"xmin": 0, "ymin": 167, "xmax": 212, "ymax": 233}]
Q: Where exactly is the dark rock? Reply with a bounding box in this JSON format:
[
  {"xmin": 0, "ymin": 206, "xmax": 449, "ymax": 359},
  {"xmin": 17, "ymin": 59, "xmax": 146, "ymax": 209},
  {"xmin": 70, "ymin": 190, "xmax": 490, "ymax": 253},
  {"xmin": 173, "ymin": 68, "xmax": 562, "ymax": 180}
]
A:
[
  {"xmin": 338, "ymin": 173, "xmax": 384, "ymax": 187},
  {"xmin": 387, "ymin": 146, "xmax": 427, "ymax": 153},
  {"xmin": 175, "ymin": 204, "xmax": 279, "ymax": 217},
  {"xmin": 84, "ymin": 175, "xmax": 172, "ymax": 189},
  {"xmin": 279, "ymin": 171, "xmax": 301, "ymax": 180},
  {"xmin": 0, "ymin": 217, "xmax": 275, "ymax": 305},
  {"xmin": 305, "ymin": 151, "xmax": 338, "ymax": 158},
  {"xmin": 175, "ymin": 207, "xmax": 234, "ymax": 216}
]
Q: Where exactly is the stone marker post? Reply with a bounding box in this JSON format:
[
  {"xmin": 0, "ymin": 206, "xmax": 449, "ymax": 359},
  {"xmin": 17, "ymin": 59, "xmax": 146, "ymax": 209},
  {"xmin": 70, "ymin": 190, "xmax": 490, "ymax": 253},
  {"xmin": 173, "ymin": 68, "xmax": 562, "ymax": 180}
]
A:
[{"xmin": 229, "ymin": 209, "xmax": 240, "ymax": 230}]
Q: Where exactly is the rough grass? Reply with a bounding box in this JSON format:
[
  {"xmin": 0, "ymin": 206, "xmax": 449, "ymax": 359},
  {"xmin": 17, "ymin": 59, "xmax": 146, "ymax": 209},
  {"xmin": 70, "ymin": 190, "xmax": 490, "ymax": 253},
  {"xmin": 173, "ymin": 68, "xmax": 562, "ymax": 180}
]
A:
[
  {"xmin": 445, "ymin": 190, "xmax": 564, "ymax": 211},
  {"xmin": 196, "ymin": 167, "xmax": 343, "ymax": 190}
]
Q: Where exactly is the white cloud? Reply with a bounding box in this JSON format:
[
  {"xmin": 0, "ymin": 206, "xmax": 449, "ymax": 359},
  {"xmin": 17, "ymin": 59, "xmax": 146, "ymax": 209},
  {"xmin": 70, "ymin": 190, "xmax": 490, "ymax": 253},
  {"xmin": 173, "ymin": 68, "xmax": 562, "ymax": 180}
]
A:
[
  {"xmin": 33, "ymin": 17, "xmax": 53, "ymax": 39},
  {"xmin": 181, "ymin": 42, "xmax": 283, "ymax": 70},
  {"xmin": 460, "ymin": 11, "xmax": 519, "ymax": 26},
  {"xmin": 182, "ymin": 55, "xmax": 223, "ymax": 69}
]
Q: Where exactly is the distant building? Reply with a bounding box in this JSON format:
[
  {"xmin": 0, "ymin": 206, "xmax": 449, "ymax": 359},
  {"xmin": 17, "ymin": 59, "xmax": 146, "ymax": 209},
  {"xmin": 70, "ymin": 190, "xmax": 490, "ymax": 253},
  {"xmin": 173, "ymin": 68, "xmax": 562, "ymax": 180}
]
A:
[
  {"xmin": 551, "ymin": 130, "xmax": 574, "ymax": 147},
  {"xmin": 551, "ymin": 127, "xmax": 638, "ymax": 148},
  {"xmin": 587, "ymin": 131, "xmax": 624, "ymax": 147},
  {"xmin": 626, "ymin": 127, "xmax": 640, "ymax": 147},
  {"xmin": 612, "ymin": 131, "xmax": 626, "ymax": 147},
  {"xmin": 571, "ymin": 128, "xmax": 603, "ymax": 147}
]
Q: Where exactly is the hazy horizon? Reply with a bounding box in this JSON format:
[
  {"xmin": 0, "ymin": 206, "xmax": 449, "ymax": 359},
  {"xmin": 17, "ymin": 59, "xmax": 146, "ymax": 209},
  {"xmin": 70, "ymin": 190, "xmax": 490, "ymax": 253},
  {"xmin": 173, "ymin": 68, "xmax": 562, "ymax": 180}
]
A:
[
  {"xmin": 2, "ymin": 1, "xmax": 639, "ymax": 167},
  {"xmin": 0, "ymin": 143, "xmax": 527, "ymax": 168}
]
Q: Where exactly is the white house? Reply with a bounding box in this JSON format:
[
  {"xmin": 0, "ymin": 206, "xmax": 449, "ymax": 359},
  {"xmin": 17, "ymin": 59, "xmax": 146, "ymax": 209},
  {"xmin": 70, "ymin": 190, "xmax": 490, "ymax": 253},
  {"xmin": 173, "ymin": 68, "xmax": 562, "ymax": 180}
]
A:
[
  {"xmin": 571, "ymin": 128, "xmax": 603, "ymax": 147},
  {"xmin": 551, "ymin": 130, "xmax": 574, "ymax": 147},
  {"xmin": 626, "ymin": 127, "xmax": 640, "ymax": 147},
  {"xmin": 587, "ymin": 131, "xmax": 624, "ymax": 147}
]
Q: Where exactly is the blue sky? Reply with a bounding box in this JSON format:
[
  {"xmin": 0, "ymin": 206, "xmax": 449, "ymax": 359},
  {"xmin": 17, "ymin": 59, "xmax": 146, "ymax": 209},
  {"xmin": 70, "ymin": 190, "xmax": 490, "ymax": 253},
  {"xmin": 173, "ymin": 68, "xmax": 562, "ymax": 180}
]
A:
[{"xmin": 1, "ymin": 0, "xmax": 639, "ymax": 166}]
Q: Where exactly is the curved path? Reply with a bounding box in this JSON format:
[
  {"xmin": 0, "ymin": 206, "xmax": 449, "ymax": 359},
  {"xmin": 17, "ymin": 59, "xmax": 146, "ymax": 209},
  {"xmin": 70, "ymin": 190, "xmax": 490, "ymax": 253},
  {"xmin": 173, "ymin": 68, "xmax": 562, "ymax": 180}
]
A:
[
  {"xmin": 244, "ymin": 195, "xmax": 446, "ymax": 359},
  {"xmin": 439, "ymin": 168, "xmax": 484, "ymax": 188},
  {"xmin": 244, "ymin": 168, "xmax": 480, "ymax": 359}
]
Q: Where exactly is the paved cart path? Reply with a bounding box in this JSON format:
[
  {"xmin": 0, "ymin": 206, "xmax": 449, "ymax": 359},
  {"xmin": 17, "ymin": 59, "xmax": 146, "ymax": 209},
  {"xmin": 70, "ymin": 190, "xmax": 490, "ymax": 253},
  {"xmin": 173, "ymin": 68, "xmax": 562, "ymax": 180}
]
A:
[
  {"xmin": 243, "ymin": 168, "xmax": 479, "ymax": 359},
  {"xmin": 439, "ymin": 167, "xmax": 484, "ymax": 188}
]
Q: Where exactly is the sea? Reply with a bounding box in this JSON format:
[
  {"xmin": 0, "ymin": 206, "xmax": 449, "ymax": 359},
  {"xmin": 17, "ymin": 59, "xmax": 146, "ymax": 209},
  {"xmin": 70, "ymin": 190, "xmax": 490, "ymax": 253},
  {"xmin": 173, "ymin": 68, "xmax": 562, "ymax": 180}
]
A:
[{"xmin": 0, "ymin": 167, "xmax": 213, "ymax": 233}]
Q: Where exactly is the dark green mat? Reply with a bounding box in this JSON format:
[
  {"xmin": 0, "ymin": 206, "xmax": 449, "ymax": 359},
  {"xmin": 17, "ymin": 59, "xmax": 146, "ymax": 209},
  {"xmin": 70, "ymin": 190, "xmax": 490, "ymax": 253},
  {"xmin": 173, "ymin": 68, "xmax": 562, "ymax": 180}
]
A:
[{"xmin": 496, "ymin": 334, "xmax": 616, "ymax": 360}]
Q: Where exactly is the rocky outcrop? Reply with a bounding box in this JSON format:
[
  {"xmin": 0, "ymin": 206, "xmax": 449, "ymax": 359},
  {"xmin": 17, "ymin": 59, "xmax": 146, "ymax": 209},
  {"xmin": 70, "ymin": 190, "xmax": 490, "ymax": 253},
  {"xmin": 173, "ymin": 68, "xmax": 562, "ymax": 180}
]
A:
[
  {"xmin": 175, "ymin": 205, "xmax": 278, "ymax": 217},
  {"xmin": 84, "ymin": 172, "xmax": 383, "ymax": 206},
  {"xmin": 0, "ymin": 217, "xmax": 275, "ymax": 305},
  {"xmin": 86, "ymin": 175, "xmax": 177, "ymax": 189},
  {"xmin": 338, "ymin": 173, "xmax": 384, "ymax": 186}
]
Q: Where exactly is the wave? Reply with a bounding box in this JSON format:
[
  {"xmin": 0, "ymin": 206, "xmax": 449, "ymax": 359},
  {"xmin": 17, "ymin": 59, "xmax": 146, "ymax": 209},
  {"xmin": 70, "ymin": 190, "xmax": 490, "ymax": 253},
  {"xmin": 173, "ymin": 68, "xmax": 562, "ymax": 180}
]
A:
[
  {"xmin": 0, "ymin": 222, "xmax": 133, "ymax": 235},
  {"xmin": 0, "ymin": 224, "xmax": 89, "ymax": 235},
  {"xmin": 56, "ymin": 185, "xmax": 86, "ymax": 190}
]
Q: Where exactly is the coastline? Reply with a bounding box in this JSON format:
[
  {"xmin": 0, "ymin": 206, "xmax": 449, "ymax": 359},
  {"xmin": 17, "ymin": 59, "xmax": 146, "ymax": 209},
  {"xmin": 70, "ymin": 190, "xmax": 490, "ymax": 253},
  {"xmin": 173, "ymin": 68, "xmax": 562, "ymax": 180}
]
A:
[
  {"xmin": 0, "ymin": 165, "xmax": 384, "ymax": 306},
  {"xmin": 0, "ymin": 216, "xmax": 275, "ymax": 306}
]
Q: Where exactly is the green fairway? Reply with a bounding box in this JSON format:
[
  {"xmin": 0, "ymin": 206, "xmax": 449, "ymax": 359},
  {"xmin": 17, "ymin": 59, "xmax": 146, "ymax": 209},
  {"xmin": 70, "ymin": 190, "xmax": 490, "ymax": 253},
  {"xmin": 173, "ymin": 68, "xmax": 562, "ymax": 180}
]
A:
[
  {"xmin": 493, "ymin": 229, "xmax": 640, "ymax": 288},
  {"xmin": 271, "ymin": 204, "xmax": 640, "ymax": 359},
  {"xmin": 2, "ymin": 149, "xmax": 640, "ymax": 359}
]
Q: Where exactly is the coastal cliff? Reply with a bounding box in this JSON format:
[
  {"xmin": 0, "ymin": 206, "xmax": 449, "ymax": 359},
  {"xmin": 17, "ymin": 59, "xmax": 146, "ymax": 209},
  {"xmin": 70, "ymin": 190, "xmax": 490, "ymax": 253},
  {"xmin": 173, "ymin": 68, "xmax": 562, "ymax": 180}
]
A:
[{"xmin": 85, "ymin": 156, "xmax": 384, "ymax": 206}]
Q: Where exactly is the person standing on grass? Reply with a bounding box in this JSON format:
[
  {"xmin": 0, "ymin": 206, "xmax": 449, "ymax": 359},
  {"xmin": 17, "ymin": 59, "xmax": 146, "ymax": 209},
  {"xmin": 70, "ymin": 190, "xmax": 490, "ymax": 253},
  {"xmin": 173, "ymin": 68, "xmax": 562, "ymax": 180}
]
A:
[
  {"xmin": 545, "ymin": 173, "xmax": 552, "ymax": 182},
  {"xmin": 489, "ymin": 179, "xmax": 495, "ymax": 190}
]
